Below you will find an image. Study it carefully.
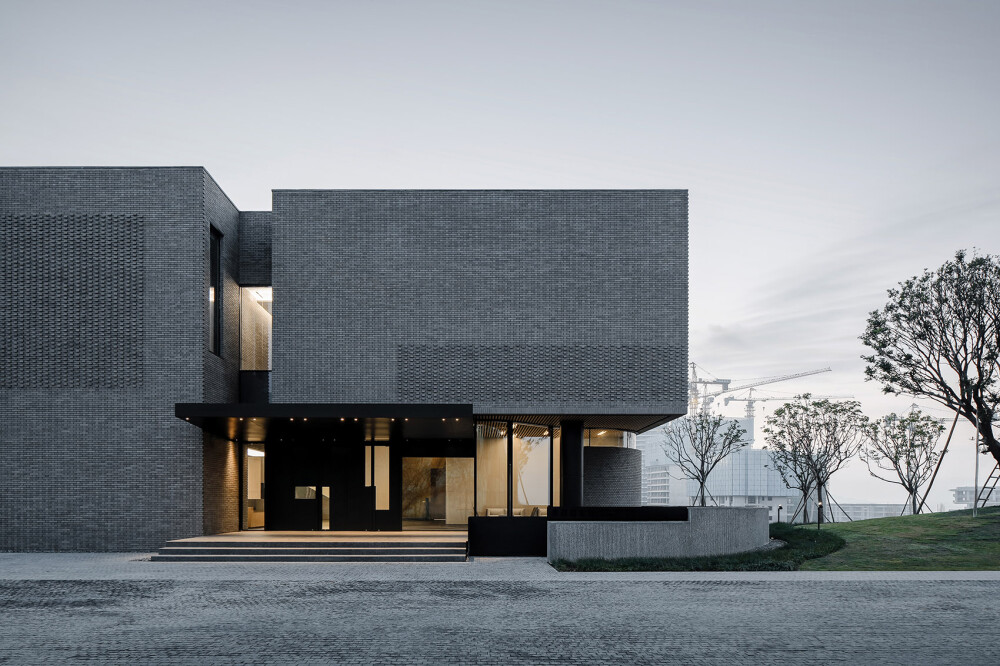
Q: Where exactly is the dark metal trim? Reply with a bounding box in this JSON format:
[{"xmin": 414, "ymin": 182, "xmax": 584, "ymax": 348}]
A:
[{"xmin": 176, "ymin": 402, "xmax": 474, "ymax": 420}]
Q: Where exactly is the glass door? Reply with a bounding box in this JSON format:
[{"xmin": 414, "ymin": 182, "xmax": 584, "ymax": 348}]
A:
[{"xmin": 401, "ymin": 457, "xmax": 474, "ymax": 530}]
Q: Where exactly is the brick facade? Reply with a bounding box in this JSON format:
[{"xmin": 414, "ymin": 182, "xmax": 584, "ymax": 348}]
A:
[
  {"xmin": 584, "ymin": 447, "xmax": 643, "ymax": 506},
  {"xmin": 1, "ymin": 170, "xmax": 687, "ymax": 550}
]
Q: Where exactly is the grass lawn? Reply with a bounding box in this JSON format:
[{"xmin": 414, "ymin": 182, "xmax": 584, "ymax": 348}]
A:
[
  {"xmin": 800, "ymin": 505, "xmax": 1000, "ymax": 570},
  {"xmin": 551, "ymin": 522, "xmax": 844, "ymax": 572}
]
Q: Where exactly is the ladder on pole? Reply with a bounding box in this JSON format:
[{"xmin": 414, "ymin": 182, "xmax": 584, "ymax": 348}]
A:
[{"xmin": 976, "ymin": 463, "xmax": 1000, "ymax": 508}]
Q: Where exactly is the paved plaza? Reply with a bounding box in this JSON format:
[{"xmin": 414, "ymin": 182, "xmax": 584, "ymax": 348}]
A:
[{"xmin": 1, "ymin": 555, "xmax": 998, "ymax": 664}]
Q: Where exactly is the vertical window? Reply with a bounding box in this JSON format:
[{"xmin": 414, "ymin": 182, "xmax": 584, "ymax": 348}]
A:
[
  {"xmin": 209, "ymin": 228, "xmax": 222, "ymax": 354},
  {"xmin": 512, "ymin": 422, "xmax": 550, "ymax": 516},
  {"xmin": 475, "ymin": 422, "xmax": 508, "ymax": 516},
  {"xmin": 240, "ymin": 287, "xmax": 272, "ymax": 370}
]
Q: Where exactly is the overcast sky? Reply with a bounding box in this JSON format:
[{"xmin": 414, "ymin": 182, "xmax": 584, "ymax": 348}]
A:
[{"xmin": 3, "ymin": 0, "xmax": 998, "ymax": 508}]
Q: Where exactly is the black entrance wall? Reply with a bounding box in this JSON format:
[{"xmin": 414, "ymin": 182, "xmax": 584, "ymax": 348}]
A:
[
  {"xmin": 265, "ymin": 439, "xmax": 395, "ymax": 531},
  {"xmin": 263, "ymin": 417, "xmax": 404, "ymax": 531},
  {"xmin": 262, "ymin": 419, "xmax": 475, "ymax": 531}
]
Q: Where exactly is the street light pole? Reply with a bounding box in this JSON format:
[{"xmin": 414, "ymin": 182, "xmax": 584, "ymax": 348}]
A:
[
  {"xmin": 777, "ymin": 505, "xmax": 783, "ymax": 523},
  {"xmin": 974, "ymin": 409, "xmax": 981, "ymax": 518}
]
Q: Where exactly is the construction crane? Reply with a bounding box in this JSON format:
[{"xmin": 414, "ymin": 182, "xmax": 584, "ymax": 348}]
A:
[
  {"xmin": 688, "ymin": 363, "xmax": 832, "ymax": 414},
  {"xmin": 723, "ymin": 388, "xmax": 854, "ymax": 418}
]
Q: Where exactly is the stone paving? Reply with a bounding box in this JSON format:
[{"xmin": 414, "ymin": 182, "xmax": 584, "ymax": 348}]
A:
[{"xmin": 1, "ymin": 554, "xmax": 998, "ymax": 664}]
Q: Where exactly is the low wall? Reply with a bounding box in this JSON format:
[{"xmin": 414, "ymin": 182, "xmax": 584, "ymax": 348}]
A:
[{"xmin": 547, "ymin": 507, "xmax": 769, "ymax": 562}]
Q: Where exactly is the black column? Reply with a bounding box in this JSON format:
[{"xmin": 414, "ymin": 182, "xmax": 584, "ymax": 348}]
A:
[
  {"xmin": 560, "ymin": 420, "xmax": 584, "ymax": 508},
  {"xmin": 506, "ymin": 420, "xmax": 514, "ymax": 517}
]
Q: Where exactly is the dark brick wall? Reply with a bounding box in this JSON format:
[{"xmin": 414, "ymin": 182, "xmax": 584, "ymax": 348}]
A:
[
  {"xmin": 0, "ymin": 175, "xmax": 685, "ymax": 550},
  {"xmin": 202, "ymin": 172, "xmax": 240, "ymax": 404},
  {"xmin": 202, "ymin": 436, "xmax": 240, "ymax": 535},
  {"xmin": 0, "ymin": 167, "xmax": 216, "ymax": 550},
  {"xmin": 270, "ymin": 190, "xmax": 687, "ymax": 418},
  {"xmin": 584, "ymin": 447, "xmax": 642, "ymax": 506},
  {"xmin": 238, "ymin": 211, "xmax": 271, "ymax": 286}
]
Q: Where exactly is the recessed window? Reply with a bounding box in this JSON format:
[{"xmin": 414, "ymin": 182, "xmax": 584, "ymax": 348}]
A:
[
  {"xmin": 240, "ymin": 287, "xmax": 272, "ymax": 370},
  {"xmin": 294, "ymin": 486, "xmax": 317, "ymax": 500},
  {"xmin": 209, "ymin": 228, "xmax": 223, "ymax": 354}
]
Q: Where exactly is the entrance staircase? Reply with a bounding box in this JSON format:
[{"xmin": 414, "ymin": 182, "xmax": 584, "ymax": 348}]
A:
[{"xmin": 151, "ymin": 532, "xmax": 468, "ymax": 563}]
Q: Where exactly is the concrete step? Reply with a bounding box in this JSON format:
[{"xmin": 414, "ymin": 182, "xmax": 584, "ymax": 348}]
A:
[
  {"xmin": 157, "ymin": 546, "xmax": 466, "ymax": 556},
  {"xmin": 152, "ymin": 536, "xmax": 469, "ymax": 562},
  {"xmin": 161, "ymin": 540, "xmax": 463, "ymax": 549},
  {"xmin": 150, "ymin": 553, "xmax": 467, "ymax": 563}
]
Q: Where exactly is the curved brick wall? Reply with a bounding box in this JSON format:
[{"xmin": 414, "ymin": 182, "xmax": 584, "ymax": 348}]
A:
[{"xmin": 583, "ymin": 447, "xmax": 642, "ymax": 506}]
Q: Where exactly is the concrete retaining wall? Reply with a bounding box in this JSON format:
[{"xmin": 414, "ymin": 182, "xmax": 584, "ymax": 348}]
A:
[{"xmin": 547, "ymin": 507, "xmax": 769, "ymax": 562}]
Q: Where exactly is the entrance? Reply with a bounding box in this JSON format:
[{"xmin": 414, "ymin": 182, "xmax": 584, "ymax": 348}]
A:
[
  {"xmin": 401, "ymin": 457, "xmax": 474, "ymax": 530},
  {"xmin": 225, "ymin": 412, "xmax": 475, "ymax": 532},
  {"xmin": 264, "ymin": 441, "xmax": 399, "ymax": 531}
]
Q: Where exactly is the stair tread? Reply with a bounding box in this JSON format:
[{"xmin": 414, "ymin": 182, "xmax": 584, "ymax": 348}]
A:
[{"xmin": 150, "ymin": 554, "xmax": 467, "ymax": 562}]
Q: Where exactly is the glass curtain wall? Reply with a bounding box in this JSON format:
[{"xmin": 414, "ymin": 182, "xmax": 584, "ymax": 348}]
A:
[
  {"xmin": 584, "ymin": 429, "xmax": 637, "ymax": 448},
  {"xmin": 476, "ymin": 420, "xmax": 556, "ymax": 516},
  {"xmin": 475, "ymin": 421, "xmax": 508, "ymax": 516},
  {"xmin": 401, "ymin": 457, "xmax": 474, "ymax": 529},
  {"xmin": 513, "ymin": 423, "xmax": 550, "ymax": 516},
  {"xmin": 245, "ymin": 444, "xmax": 265, "ymax": 528}
]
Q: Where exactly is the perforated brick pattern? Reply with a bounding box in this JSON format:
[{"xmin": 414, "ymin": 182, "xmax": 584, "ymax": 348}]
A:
[
  {"xmin": 0, "ymin": 167, "xmax": 230, "ymax": 551},
  {"xmin": 1, "ymin": 213, "xmax": 144, "ymax": 388},
  {"xmin": 398, "ymin": 344, "xmax": 679, "ymax": 404}
]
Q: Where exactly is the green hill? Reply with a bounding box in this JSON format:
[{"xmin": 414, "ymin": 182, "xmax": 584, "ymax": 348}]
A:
[{"xmin": 801, "ymin": 505, "xmax": 1000, "ymax": 570}]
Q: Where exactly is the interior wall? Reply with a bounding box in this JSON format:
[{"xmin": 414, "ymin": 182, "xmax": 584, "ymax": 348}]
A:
[
  {"xmin": 476, "ymin": 436, "xmax": 507, "ymax": 515},
  {"xmin": 445, "ymin": 458, "xmax": 474, "ymax": 525}
]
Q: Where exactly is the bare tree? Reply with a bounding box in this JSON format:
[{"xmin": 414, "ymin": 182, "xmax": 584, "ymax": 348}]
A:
[
  {"xmin": 662, "ymin": 413, "xmax": 747, "ymax": 506},
  {"xmin": 862, "ymin": 410, "xmax": 943, "ymax": 515},
  {"xmin": 761, "ymin": 417, "xmax": 815, "ymax": 523},
  {"xmin": 861, "ymin": 250, "xmax": 1000, "ymax": 465},
  {"xmin": 764, "ymin": 395, "xmax": 868, "ymax": 526}
]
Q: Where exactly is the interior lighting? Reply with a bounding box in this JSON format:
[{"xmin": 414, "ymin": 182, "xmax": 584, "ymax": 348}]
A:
[
  {"xmin": 251, "ymin": 287, "xmax": 273, "ymax": 302},
  {"xmin": 597, "ymin": 430, "xmax": 607, "ymax": 436},
  {"xmin": 247, "ymin": 448, "xmax": 265, "ymax": 457}
]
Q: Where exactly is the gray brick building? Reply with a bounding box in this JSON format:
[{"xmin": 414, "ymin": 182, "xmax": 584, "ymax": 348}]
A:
[{"xmin": 1, "ymin": 167, "xmax": 687, "ymax": 551}]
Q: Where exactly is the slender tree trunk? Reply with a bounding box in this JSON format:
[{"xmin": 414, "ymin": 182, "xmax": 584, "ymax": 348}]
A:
[
  {"xmin": 981, "ymin": 426, "xmax": 1000, "ymax": 468},
  {"xmin": 699, "ymin": 482, "xmax": 707, "ymax": 507},
  {"xmin": 911, "ymin": 490, "xmax": 918, "ymax": 515},
  {"xmin": 816, "ymin": 483, "xmax": 824, "ymax": 527}
]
